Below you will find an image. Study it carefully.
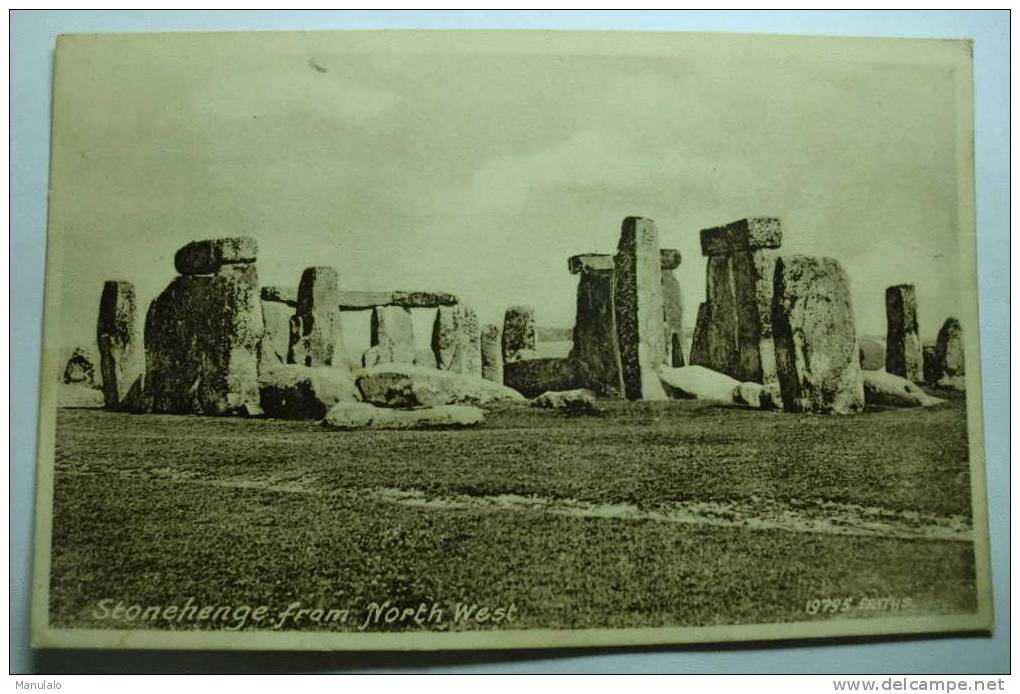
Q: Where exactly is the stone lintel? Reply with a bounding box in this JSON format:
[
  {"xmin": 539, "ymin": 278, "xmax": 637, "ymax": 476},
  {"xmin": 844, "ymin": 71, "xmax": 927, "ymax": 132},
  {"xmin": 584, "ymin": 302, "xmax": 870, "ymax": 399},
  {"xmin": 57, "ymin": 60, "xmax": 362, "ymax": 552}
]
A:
[{"xmin": 700, "ymin": 218, "xmax": 782, "ymax": 257}]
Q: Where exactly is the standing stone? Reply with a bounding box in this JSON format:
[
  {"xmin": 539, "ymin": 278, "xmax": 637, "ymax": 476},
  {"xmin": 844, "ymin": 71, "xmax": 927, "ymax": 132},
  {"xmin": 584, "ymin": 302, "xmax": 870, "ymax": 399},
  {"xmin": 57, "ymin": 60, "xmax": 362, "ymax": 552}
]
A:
[
  {"xmin": 694, "ymin": 217, "xmax": 781, "ymax": 385},
  {"xmin": 145, "ymin": 262, "xmax": 262, "ymax": 415},
  {"xmin": 922, "ymin": 345, "xmax": 941, "ymax": 384},
  {"xmin": 568, "ymin": 263, "xmax": 624, "ymax": 398},
  {"xmin": 97, "ymin": 280, "xmax": 144, "ymax": 409},
  {"xmin": 502, "ymin": 305, "xmax": 538, "ymax": 364},
  {"xmin": 885, "ymin": 284, "xmax": 923, "ymax": 381},
  {"xmin": 662, "ymin": 265, "xmax": 685, "ymax": 368},
  {"xmin": 289, "ymin": 267, "xmax": 345, "ymax": 368},
  {"xmin": 613, "ymin": 216, "xmax": 667, "ymax": 400},
  {"xmin": 432, "ymin": 304, "xmax": 482, "ymax": 376},
  {"xmin": 934, "ymin": 317, "xmax": 965, "ymax": 388},
  {"xmin": 688, "ymin": 302, "xmax": 711, "ymax": 368},
  {"xmin": 259, "ymin": 300, "xmax": 294, "ymax": 374},
  {"xmin": 480, "ymin": 323, "xmax": 503, "ymax": 384},
  {"xmin": 363, "ymin": 305, "xmax": 415, "ymax": 367},
  {"xmin": 771, "ymin": 256, "xmax": 864, "ymax": 415}
]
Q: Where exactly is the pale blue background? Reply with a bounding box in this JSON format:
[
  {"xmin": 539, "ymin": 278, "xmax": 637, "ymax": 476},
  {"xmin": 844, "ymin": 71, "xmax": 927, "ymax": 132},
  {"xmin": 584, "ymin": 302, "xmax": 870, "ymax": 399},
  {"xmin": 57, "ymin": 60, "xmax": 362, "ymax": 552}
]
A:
[{"xmin": 10, "ymin": 10, "xmax": 1009, "ymax": 674}]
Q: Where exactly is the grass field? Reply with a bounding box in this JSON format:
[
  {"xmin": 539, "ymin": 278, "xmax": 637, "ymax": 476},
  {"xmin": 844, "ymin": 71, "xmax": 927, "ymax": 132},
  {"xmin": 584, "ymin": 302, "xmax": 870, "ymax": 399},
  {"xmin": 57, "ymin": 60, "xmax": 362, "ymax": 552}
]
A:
[{"xmin": 47, "ymin": 389, "xmax": 978, "ymax": 633}]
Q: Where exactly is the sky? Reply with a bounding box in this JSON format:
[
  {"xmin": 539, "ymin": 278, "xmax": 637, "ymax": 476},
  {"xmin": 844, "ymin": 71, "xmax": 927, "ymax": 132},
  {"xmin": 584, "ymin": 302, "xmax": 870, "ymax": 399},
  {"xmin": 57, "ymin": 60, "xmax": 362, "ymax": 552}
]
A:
[{"xmin": 47, "ymin": 31, "xmax": 973, "ymax": 356}]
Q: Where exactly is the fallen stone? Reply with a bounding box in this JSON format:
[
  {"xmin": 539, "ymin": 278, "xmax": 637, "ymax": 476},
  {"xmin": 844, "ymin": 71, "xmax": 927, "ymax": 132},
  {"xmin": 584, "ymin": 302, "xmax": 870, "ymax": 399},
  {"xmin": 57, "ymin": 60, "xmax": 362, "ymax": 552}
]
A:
[
  {"xmin": 569, "ymin": 266, "xmax": 624, "ymax": 397},
  {"xmin": 290, "ymin": 267, "xmax": 346, "ymax": 367},
  {"xmin": 732, "ymin": 380, "xmax": 783, "ymax": 410},
  {"xmin": 432, "ymin": 304, "xmax": 481, "ymax": 376},
  {"xmin": 363, "ymin": 305, "xmax": 416, "ymax": 367},
  {"xmin": 97, "ymin": 280, "xmax": 145, "ymax": 410},
  {"xmin": 174, "ymin": 237, "xmax": 257, "ymax": 275},
  {"xmin": 503, "ymin": 357, "xmax": 589, "ymax": 398},
  {"xmin": 502, "ymin": 305, "xmax": 538, "ymax": 364},
  {"xmin": 614, "ymin": 216, "xmax": 668, "ymax": 400},
  {"xmin": 862, "ymin": 370, "xmax": 946, "ymax": 408},
  {"xmin": 258, "ymin": 364, "xmax": 361, "ymax": 420},
  {"xmin": 57, "ymin": 383, "xmax": 105, "ymax": 408},
  {"xmin": 885, "ymin": 284, "xmax": 923, "ymax": 381},
  {"xmin": 700, "ymin": 217, "xmax": 782, "ymax": 257},
  {"xmin": 259, "ymin": 300, "xmax": 294, "ymax": 374},
  {"xmin": 480, "ymin": 323, "xmax": 503, "ymax": 383},
  {"xmin": 530, "ymin": 388, "xmax": 600, "ymax": 414},
  {"xmin": 356, "ymin": 364, "xmax": 525, "ymax": 408},
  {"xmin": 63, "ymin": 346, "xmax": 97, "ymax": 386},
  {"xmin": 772, "ymin": 255, "xmax": 864, "ymax": 415},
  {"xmin": 260, "ymin": 285, "xmax": 297, "ymax": 306},
  {"xmin": 323, "ymin": 402, "xmax": 484, "ymax": 430},
  {"xmin": 144, "ymin": 265, "xmax": 262, "ymax": 415},
  {"xmin": 658, "ymin": 365, "xmax": 741, "ymax": 403}
]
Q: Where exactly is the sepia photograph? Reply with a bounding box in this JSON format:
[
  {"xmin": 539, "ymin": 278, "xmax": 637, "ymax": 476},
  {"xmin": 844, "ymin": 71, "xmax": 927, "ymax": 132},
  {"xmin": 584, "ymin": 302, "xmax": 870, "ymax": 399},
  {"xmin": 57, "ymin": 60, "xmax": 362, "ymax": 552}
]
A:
[{"xmin": 30, "ymin": 27, "xmax": 992, "ymax": 652}]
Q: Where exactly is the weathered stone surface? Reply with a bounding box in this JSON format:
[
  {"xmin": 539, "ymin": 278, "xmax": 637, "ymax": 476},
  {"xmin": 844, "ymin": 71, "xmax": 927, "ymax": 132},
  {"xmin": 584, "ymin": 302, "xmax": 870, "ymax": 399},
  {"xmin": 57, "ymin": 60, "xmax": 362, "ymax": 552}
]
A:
[
  {"xmin": 688, "ymin": 302, "xmax": 711, "ymax": 367},
  {"xmin": 363, "ymin": 305, "xmax": 415, "ymax": 367},
  {"xmin": 536, "ymin": 326, "xmax": 574, "ymax": 342},
  {"xmin": 934, "ymin": 317, "xmax": 965, "ymax": 389},
  {"xmin": 660, "ymin": 248, "xmax": 682, "ymax": 270},
  {"xmin": 356, "ymin": 364, "xmax": 525, "ymax": 408},
  {"xmin": 289, "ymin": 267, "xmax": 345, "ymax": 367},
  {"xmin": 658, "ymin": 365, "xmax": 741, "ymax": 403},
  {"xmin": 432, "ymin": 304, "xmax": 482, "ymax": 376},
  {"xmin": 885, "ymin": 284, "xmax": 923, "ymax": 381},
  {"xmin": 259, "ymin": 300, "xmax": 293, "ymax": 374},
  {"xmin": 772, "ymin": 256, "xmax": 864, "ymax": 415},
  {"xmin": 480, "ymin": 323, "xmax": 503, "ymax": 384},
  {"xmin": 63, "ymin": 346, "xmax": 97, "ymax": 386},
  {"xmin": 58, "ymin": 383, "xmax": 105, "ymax": 408},
  {"xmin": 258, "ymin": 364, "xmax": 361, "ymax": 420},
  {"xmin": 144, "ymin": 265, "xmax": 262, "ymax": 415},
  {"xmin": 614, "ymin": 216, "xmax": 668, "ymax": 400},
  {"xmin": 862, "ymin": 370, "xmax": 946, "ymax": 408},
  {"xmin": 174, "ymin": 237, "xmax": 257, "ymax": 275},
  {"xmin": 97, "ymin": 280, "xmax": 144, "ymax": 409},
  {"xmin": 859, "ymin": 336, "xmax": 886, "ymax": 370},
  {"xmin": 662, "ymin": 269, "xmax": 685, "ymax": 367},
  {"xmin": 323, "ymin": 402, "xmax": 484, "ymax": 430},
  {"xmin": 335, "ymin": 290, "xmax": 460, "ymax": 310},
  {"xmin": 732, "ymin": 381, "xmax": 783, "ymax": 410},
  {"xmin": 922, "ymin": 345, "xmax": 941, "ymax": 384},
  {"xmin": 503, "ymin": 357, "xmax": 589, "ymax": 398},
  {"xmin": 502, "ymin": 305, "xmax": 538, "ymax": 364},
  {"xmin": 700, "ymin": 217, "xmax": 782, "ymax": 257},
  {"xmin": 530, "ymin": 388, "xmax": 599, "ymax": 414},
  {"xmin": 698, "ymin": 247, "xmax": 778, "ymax": 383},
  {"xmin": 261, "ymin": 285, "xmax": 297, "ymax": 306},
  {"xmin": 569, "ymin": 267, "xmax": 624, "ymax": 397}
]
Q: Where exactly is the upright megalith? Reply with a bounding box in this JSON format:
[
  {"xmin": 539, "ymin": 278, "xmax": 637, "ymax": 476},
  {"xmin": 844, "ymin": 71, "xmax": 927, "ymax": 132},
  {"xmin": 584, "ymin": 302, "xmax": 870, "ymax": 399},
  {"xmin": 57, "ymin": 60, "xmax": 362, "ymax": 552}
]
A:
[
  {"xmin": 934, "ymin": 317, "xmax": 965, "ymax": 389},
  {"xmin": 363, "ymin": 305, "xmax": 415, "ymax": 367},
  {"xmin": 885, "ymin": 284, "xmax": 923, "ymax": 381},
  {"xmin": 660, "ymin": 248, "xmax": 684, "ymax": 368},
  {"xmin": 688, "ymin": 302, "xmax": 711, "ymax": 368},
  {"xmin": 480, "ymin": 323, "xmax": 503, "ymax": 384},
  {"xmin": 289, "ymin": 266, "xmax": 344, "ymax": 367},
  {"xmin": 432, "ymin": 304, "xmax": 482, "ymax": 376},
  {"xmin": 145, "ymin": 240, "xmax": 263, "ymax": 415},
  {"xmin": 771, "ymin": 255, "xmax": 864, "ymax": 415},
  {"xmin": 692, "ymin": 217, "xmax": 781, "ymax": 385},
  {"xmin": 614, "ymin": 216, "xmax": 667, "ymax": 400},
  {"xmin": 922, "ymin": 345, "xmax": 941, "ymax": 384},
  {"xmin": 97, "ymin": 280, "xmax": 144, "ymax": 408},
  {"xmin": 259, "ymin": 299, "xmax": 294, "ymax": 374},
  {"xmin": 502, "ymin": 305, "xmax": 538, "ymax": 364},
  {"xmin": 568, "ymin": 256, "xmax": 624, "ymax": 397}
]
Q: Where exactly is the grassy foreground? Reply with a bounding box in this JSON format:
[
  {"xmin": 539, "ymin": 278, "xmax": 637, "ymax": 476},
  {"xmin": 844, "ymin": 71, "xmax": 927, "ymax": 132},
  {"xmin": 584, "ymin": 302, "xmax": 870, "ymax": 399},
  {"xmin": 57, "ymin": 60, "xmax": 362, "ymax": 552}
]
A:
[{"xmin": 48, "ymin": 392, "xmax": 977, "ymax": 632}]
